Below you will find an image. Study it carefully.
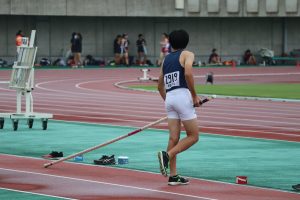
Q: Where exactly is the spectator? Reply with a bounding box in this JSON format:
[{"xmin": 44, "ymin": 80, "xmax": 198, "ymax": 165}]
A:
[
  {"xmin": 83, "ymin": 55, "xmax": 105, "ymax": 66},
  {"xmin": 114, "ymin": 34, "xmax": 122, "ymax": 65},
  {"xmin": 208, "ymin": 48, "xmax": 221, "ymax": 65},
  {"xmin": 16, "ymin": 30, "xmax": 24, "ymax": 47},
  {"xmin": 70, "ymin": 32, "xmax": 83, "ymax": 68},
  {"xmin": 15, "ymin": 30, "xmax": 25, "ymax": 56},
  {"xmin": 136, "ymin": 34, "xmax": 147, "ymax": 66},
  {"xmin": 70, "ymin": 32, "xmax": 76, "ymax": 67},
  {"xmin": 67, "ymin": 55, "xmax": 75, "ymax": 66},
  {"xmin": 76, "ymin": 33, "xmax": 83, "ymax": 67},
  {"xmin": 121, "ymin": 33, "xmax": 130, "ymax": 66},
  {"xmin": 157, "ymin": 33, "xmax": 170, "ymax": 66},
  {"xmin": 243, "ymin": 49, "xmax": 256, "ymax": 65}
]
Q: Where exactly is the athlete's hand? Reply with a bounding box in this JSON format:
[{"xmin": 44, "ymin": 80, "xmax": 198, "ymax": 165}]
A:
[{"xmin": 193, "ymin": 96, "xmax": 201, "ymax": 107}]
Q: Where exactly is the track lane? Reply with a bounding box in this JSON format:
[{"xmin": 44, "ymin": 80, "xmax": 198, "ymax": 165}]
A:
[
  {"xmin": 0, "ymin": 154, "xmax": 299, "ymax": 200},
  {"xmin": 0, "ymin": 68, "xmax": 299, "ymax": 143}
]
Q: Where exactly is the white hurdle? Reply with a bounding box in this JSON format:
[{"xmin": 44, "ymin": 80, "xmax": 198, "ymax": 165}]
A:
[
  {"xmin": 0, "ymin": 30, "xmax": 53, "ymax": 131},
  {"xmin": 138, "ymin": 68, "xmax": 158, "ymax": 82},
  {"xmin": 139, "ymin": 68, "xmax": 150, "ymax": 81}
]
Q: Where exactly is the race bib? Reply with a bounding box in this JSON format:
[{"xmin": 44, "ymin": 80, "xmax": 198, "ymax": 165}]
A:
[{"xmin": 164, "ymin": 71, "xmax": 180, "ymax": 90}]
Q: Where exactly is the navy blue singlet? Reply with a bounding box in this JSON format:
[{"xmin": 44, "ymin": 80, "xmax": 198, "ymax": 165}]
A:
[{"xmin": 163, "ymin": 50, "xmax": 188, "ymax": 93}]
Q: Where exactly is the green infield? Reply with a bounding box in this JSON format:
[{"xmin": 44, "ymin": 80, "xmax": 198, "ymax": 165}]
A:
[{"xmin": 129, "ymin": 83, "xmax": 300, "ymax": 99}]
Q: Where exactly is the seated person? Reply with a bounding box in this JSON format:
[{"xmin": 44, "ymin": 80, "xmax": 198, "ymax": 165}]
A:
[
  {"xmin": 243, "ymin": 49, "xmax": 256, "ymax": 65},
  {"xmin": 208, "ymin": 48, "xmax": 221, "ymax": 65},
  {"xmin": 83, "ymin": 55, "xmax": 97, "ymax": 66},
  {"xmin": 67, "ymin": 55, "xmax": 75, "ymax": 67}
]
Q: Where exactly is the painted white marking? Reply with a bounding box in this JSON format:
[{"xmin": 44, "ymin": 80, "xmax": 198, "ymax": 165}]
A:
[
  {"xmin": 0, "ymin": 168, "xmax": 218, "ymax": 200},
  {"xmin": 1, "ymin": 153, "xmax": 299, "ymax": 195},
  {"xmin": 0, "ymin": 187, "xmax": 77, "ymax": 200},
  {"xmin": 194, "ymin": 72, "xmax": 300, "ymax": 78}
]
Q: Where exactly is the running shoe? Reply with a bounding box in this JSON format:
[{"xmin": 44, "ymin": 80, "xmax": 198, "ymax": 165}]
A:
[
  {"xmin": 94, "ymin": 155, "xmax": 116, "ymax": 165},
  {"xmin": 42, "ymin": 151, "xmax": 63, "ymax": 159},
  {"xmin": 158, "ymin": 151, "xmax": 169, "ymax": 177},
  {"xmin": 168, "ymin": 175, "xmax": 189, "ymax": 186},
  {"xmin": 292, "ymin": 184, "xmax": 300, "ymax": 191}
]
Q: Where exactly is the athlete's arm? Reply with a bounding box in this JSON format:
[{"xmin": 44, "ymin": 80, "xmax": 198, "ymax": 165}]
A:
[
  {"xmin": 158, "ymin": 60, "xmax": 166, "ymax": 101},
  {"xmin": 182, "ymin": 51, "xmax": 200, "ymax": 107}
]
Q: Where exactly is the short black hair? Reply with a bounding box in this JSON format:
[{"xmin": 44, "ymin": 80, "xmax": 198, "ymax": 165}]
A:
[
  {"xmin": 16, "ymin": 30, "xmax": 23, "ymax": 36},
  {"xmin": 162, "ymin": 33, "xmax": 168, "ymax": 38},
  {"xmin": 169, "ymin": 29, "xmax": 189, "ymax": 50}
]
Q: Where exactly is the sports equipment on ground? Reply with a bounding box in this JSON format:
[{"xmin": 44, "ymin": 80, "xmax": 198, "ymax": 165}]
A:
[{"xmin": 44, "ymin": 96, "xmax": 214, "ymax": 168}]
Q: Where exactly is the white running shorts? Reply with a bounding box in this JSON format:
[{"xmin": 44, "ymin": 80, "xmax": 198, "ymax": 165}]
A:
[{"xmin": 165, "ymin": 88, "xmax": 197, "ymax": 121}]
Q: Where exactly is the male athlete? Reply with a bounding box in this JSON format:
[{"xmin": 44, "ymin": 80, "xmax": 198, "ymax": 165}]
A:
[{"xmin": 157, "ymin": 29, "xmax": 200, "ymax": 185}]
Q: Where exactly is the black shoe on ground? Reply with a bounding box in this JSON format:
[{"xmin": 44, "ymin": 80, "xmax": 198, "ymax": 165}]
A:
[
  {"xmin": 94, "ymin": 155, "xmax": 116, "ymax": 165},
  {"xmin": 168, "ymin": 175, "xmax": 189, "ymax": 186},
  {"xmin": 158, "ymin": 151, "xmax": 169, "ymax": 177},
  {"xmin": 292, "ymin": 184, "xmax": 300, "ymax": 191},
  {"xmin": 42, "ymin": 151, "xmax": 63, "ymax": 159}
]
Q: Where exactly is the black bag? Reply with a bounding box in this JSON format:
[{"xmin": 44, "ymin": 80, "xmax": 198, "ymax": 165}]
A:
[
  {"xmin": 0, "ymin": 59, "xmax": 8, "ymax": 67},
  {"xmin": 40, "ymin": 58, "xmax": 51, "ymax": 66}
]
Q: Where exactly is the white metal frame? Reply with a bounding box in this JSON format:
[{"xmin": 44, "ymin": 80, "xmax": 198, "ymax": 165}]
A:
[
  {"xmin": 0, "ymin": 30, "xmax": 52, "ymax": 130},
  {"xmin": 139, "ymin": 68, "xmax": 150, "ymax": 81}
]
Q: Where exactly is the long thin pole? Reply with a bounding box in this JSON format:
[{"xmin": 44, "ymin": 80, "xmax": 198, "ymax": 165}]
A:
[
  {"xmin": 44, "ymin": 96, "xmax": 215, "ymax": 168},
  {"xmin": 44, "ymin": 116, "xmax": 167, "ymax": 168}
]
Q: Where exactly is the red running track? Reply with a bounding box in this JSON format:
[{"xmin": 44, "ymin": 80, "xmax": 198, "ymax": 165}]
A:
[
  {"xmin": 0, "ymin": 67, "xmax": 300, "ymax": 199},
  {"xmin": 1, "ymin": 154, "xmax": 299, "ymax": 200},
  {"xmin": 0, "ymin": 67, "xmax": 300, "ymax": 142}
]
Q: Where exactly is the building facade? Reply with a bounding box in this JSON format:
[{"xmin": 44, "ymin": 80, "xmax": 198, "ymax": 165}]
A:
[{"xmin": 0, "ymin": 0, "xmax": 299, "ymax": 63}]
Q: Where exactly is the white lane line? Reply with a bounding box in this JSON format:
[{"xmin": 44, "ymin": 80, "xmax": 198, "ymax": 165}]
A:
[
  {"xmin": 1, "ymin": 100, "xmax": 299, "ymax": 127},
  {"xmin": 0, "ymin": 168, "xmax": 218, "ymax": 200},
  {"xmin": 34, "ymin": 77, "xmax": 300, "ymax": 107},
  {"xmin": 2, "ymin": 153, "xmax": 299, "ymax": 195},
  {"xmin": 195, "ymin": 72, "xmax": 300, "ymax": 78},
  {"xmin": 4, "ymin": 79, "xmax": 300, "ymax": 110},
  {"xmin": 0, "ymin": 104, "xmax": 299, "ymax": 132},
  {"xmin": 1, "ymin": 93, "xmax": 300, "ymax": 115},
  {"xmin": 0, "ymin": 187, "xmax": 77, "ymax": 200},
  {"xmin": 1, "ymin": 108, "xmax": 297, "ymax": 139},
  {"xmin": 35, "ymin": 79, "xmax": 155, "ymax": 98},
  {"xmin": 1, "ymin": 96, "xmax": 300, "ymax": 123},
  {"xmin": 201, "ymin": 125, "xmax": 300, "ymax": 138},
  {"xmin": 3, "ymin": 82, "xmax": 300, "ymax": 111},
  {"xmin": 50, "ymin": 119, "xmax": 300, "ymax": 143}
]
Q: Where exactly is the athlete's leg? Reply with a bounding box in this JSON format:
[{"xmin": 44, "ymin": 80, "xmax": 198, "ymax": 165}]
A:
[
  {"xmin": 124, "ymin": 52, "xmax": 129, "ymax": 65},
  {"xmin": 143, "ymin": 52, "xmax": 147, "ymax": 65},
  {"xmin": 167, "ymin": 118, "xmax": 199, "ymax": 160},
  {"xmin": 167, "ymin": 118, "xmax": 181, "ymax": 176}
]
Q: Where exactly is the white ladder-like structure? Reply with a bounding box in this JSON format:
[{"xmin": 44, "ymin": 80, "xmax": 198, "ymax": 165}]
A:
[{"xmin": 0, "ymin": 30, "xmax": 53, "ymax": 131}]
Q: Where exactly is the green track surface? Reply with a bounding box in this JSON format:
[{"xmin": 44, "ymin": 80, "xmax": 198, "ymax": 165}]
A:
[
  {"xmin": 0, "ymin": 189, "xmax": 63, "ymax": 200},
  {"xmin": 129, "ymin": 84, "xmax": 300, "ymax": 99},
  {"xmin": 1, "ymin": 120, "xmax": 299, "ymax": 192}
]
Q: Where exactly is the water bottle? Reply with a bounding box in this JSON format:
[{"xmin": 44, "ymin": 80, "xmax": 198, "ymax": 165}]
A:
[{"xmin": 74, "ymin": 155, "xmax": 83, "ymax": 162}]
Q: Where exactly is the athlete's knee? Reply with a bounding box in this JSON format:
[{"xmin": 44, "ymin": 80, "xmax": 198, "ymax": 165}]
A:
[
  {"xmin": 169, "ymin": 135, "xmax": 180, "ymax": 145},
  {"xmin": 189, "ymin": 134, "xmax": 199, "ymax": 144}
]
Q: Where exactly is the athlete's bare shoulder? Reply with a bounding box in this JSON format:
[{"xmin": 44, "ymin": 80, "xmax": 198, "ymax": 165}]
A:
[
  {"xmin": 180, "ymin": 50, "xmax": 194, "ymax": 67},
  {"xmin": 182, "ymin": 50, "xmax": 193, "ymax": 54}
]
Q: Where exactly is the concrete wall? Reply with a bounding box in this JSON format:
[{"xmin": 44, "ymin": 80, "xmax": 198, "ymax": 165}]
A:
[
  {"xmin": 1, "ymin": 16, "xmax": 299, "ymax": 64},
  {"xmin": 1, "ymin": 0, "xmax": 300, "ymax": 17}
]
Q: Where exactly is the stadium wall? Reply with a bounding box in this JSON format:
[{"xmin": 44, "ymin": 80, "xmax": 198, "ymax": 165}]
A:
[
  {"xmin": 0, "ymin": 0, "xmax": 300, "ymax": 64},
  {"xmin": 1, "ymin": 0, "xmax": 300, "ymax": 17}
]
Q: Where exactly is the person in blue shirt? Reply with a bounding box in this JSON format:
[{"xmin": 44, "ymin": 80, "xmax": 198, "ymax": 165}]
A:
[{"xmin": 157, "ymin": 29, "xmax": 200, "ymax": 185}]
